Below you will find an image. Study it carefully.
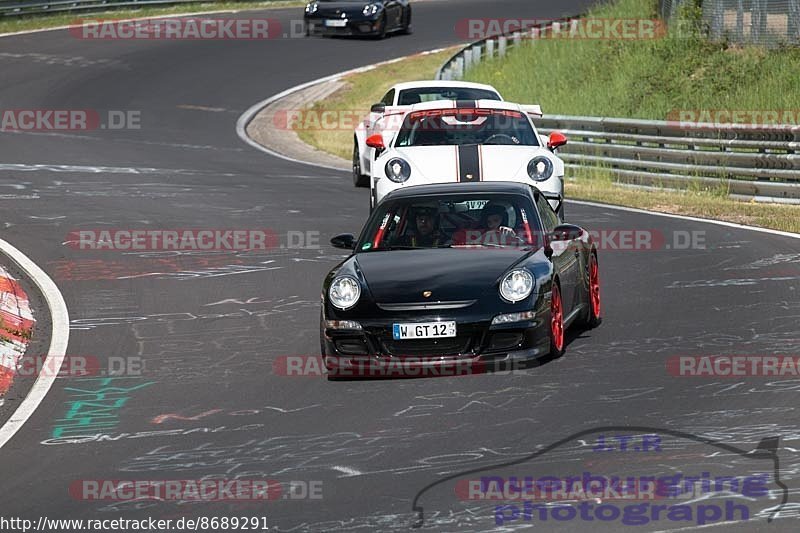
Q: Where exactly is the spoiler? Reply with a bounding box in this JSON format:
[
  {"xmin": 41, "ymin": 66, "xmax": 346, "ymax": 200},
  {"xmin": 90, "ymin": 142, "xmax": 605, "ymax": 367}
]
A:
[{"xmin": 521, "ymin": 104, "xmax": 543, "ymax": 117}]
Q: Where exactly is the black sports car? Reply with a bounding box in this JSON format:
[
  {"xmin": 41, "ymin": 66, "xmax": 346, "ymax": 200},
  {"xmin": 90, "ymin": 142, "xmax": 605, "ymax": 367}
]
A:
[
  {"xmin": 320, "ymin": 182, "xmax": 601, "ymax": 378},
  {"xmin": 304, "ymin": 0, "xmax": 412, "ymax": 38}
]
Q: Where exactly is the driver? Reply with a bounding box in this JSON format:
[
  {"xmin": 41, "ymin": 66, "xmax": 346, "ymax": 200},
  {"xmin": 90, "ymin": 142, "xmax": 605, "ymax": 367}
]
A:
[
  {"xmin": 397, "ymin": 206, "xmax": 445, "ymax": 247},
  {"xmin": 453, "ymin": 202, "xmax": 518, "ymax": 245}
]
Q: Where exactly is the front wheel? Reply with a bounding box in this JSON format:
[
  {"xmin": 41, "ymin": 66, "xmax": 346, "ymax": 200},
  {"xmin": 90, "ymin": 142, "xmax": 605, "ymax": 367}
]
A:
[
  {"xmin": 401, "ymin": 8, "xmax": 413, "ymax": 34},
  {"xmin": 374, "ymin": 13, "xmax": 387, "ymax": 39},
  {"xmin": 352, "ymin": 143, "xmax": 369, "ymax": 187}
]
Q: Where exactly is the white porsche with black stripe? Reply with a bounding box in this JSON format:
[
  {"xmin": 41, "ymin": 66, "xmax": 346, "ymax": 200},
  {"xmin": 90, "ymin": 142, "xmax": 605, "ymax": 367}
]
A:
[
  {"xmin": 353, "ymin": 80, "xmax": 502, "ymax": 187},
  {"xmin": 366, "ymin": 99, "xmax": 568, "ymax": 219}
]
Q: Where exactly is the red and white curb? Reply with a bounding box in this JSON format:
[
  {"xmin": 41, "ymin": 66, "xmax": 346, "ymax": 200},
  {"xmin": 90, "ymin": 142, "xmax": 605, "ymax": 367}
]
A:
[{"xmin": 0, "ymin": 265, "xmax": 35, "ymax": 400}]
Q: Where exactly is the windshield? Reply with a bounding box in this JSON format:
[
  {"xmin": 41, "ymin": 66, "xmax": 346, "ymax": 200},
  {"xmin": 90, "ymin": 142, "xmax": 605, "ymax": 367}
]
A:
[
  {"xmin": 396, "ymin": 88, "xmax": 501, "ymax": 105},
  {"xmin": 395, "ymin": 108, "xmax": 538, "ymax": 147},
  {"xmin": 356, "ymin": 193, "xmax": 543, "ymax": 251}
]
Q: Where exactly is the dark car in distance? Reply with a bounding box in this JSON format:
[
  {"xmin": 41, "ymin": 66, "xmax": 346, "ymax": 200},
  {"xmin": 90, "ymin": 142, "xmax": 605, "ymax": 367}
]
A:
[
  {"xmin": 320, "ymin": 182, "xmax": 601, "ymax": 378},
  {"xmin": 304, "ymin": 0, "xmax": 412, "ymax": 38}
]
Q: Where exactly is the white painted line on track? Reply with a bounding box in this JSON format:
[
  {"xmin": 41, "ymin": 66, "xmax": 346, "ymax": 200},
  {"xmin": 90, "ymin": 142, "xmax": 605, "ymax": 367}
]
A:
[
  {"xmin": 0, "ymin": 239, "xmax": 69, "ymax": 450},
  {"xmin": 570, "ymin": 200, "xmax": 800, "ymax": 239},
  {"xmin": 236, "ymin": 48, "xmax": 450, "ymax": 172}
]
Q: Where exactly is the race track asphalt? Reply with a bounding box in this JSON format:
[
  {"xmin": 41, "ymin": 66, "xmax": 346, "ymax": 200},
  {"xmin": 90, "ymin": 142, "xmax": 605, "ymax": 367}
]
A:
[{"xmin": 0, "ymin": 1, "xmax": 798, "ymax": 530}]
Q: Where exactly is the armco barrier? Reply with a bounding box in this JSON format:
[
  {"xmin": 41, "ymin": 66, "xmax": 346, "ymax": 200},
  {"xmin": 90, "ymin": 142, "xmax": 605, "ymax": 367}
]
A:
[
  {"xmin": 437, "ymin": 18, "xmax": 800, "ymax": 201},
  {"xmin": 0, "ymin": 0, "xmax": 241, "ymax": 18}
]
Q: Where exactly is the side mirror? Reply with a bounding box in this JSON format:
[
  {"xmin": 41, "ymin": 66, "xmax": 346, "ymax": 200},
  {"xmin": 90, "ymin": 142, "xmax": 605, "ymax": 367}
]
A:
[
  {"xmin": 549, "ymin": 224, "xmax": 583, "ymax": 242},
  {"xmin": 370, "ymin": 103, "xmax": 386, "ymax": 114},
  {"xmin": 330, "ymin": 233, "xmax": 356, "ymax": 250},
  {"xmin": 547, "ymin": 131, "xmax": 568, "ymax": 151},
  {"xmin": 366, "ymin": 134, "xmax": 386, "ymax": 150}
]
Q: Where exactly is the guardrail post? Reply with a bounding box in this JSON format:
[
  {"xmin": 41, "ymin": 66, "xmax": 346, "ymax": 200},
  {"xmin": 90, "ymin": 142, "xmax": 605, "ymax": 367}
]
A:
[
  {"xmin": 472, "ymin": 45, "xmax": 482, "ymax": 64},
  {"xmin": 485, "ymin": 39, "xmax": 495, "ymax": 58},
  {"xmin": 498, "ymin": 36, "xmax": 507, "ymax": 56},
  {"xmin": 530, "ymin": 27, "xmax": 540, "ymax": 40},
  {"xmin": 454, "ymin": 57, "xmax": 464, "ymax": 79},
  {"xmin": 463, "ymin": 48, "xmax": 473, "ymax": 70},
  {"xmin": 512, "ymin": 31, "xmax": 521, "ymax": 45}
]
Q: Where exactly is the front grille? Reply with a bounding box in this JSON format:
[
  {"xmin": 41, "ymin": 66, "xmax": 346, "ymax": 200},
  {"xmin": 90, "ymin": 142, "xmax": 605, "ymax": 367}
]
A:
[{"xmin": 381, "ymin": 336, "xmax": 473, "ymax": 357}]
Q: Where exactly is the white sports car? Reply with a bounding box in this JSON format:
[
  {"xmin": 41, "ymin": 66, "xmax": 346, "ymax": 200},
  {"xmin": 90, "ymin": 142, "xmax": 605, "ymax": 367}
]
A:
[
  {"xmin": 353, "ymin": 80, "xmax": 502, "ymax": 187},
  {"xmin": 365, "ymin": 99, "xmax": 569, "ymax": 218}
]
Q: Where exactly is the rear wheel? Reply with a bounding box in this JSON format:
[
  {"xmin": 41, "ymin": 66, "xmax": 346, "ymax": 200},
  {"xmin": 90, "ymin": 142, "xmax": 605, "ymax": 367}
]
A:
[
  {"xmin": 549, "ymin": 281, "xmax": 565, "ymax": 358},
  {"xmin": 578, "ymin": 252, "xmax": 602, "ymax": 329},
  {"xmin": 352, "ymin": 142, "xmax": 369, "ymax": 187}
]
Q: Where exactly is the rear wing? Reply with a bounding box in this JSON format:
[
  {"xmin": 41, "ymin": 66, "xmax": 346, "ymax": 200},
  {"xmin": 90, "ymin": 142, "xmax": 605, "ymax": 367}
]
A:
[{"xmin": 521, "ymin": 104, "xmax": 543, "ymax": 117}]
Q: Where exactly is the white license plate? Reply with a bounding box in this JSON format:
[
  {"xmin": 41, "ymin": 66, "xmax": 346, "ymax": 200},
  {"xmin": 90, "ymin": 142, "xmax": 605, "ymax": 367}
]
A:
[
  {"xmin": 393, "ymin": 321, "xmax": 457, "ymax": 340},
  {"xmin": 325, "ymin": 19, "xmax": 347, "ymax": 27}
]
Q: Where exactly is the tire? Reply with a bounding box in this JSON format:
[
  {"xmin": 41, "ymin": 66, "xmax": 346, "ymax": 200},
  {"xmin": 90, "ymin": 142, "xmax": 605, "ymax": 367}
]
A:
[
  {"xmin": 401, "ymin": 8, "xmax": 413, "ymax": 34},
  {"xmin": 549, "ymin": 280, "xmax": 565, "ymax": 358},
  {"xmin": 352, "ymin": 142, "xmax": 369, "ymax": 187},
  {"xmin": 578, "ymin": 252, "xmax": 602, "ymax": 329},
  {"xmin": 374, "ymin": 13, "xmax": 387, "ymax": 39}
]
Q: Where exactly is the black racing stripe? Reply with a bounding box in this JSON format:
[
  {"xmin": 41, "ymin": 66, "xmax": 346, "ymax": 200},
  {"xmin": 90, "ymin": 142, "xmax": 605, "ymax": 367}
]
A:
[
  {"xmin": 455, "ymin": 100, "xmax": 476, "ymax": 110},
  {"xmin": 457, "ymin": 145, "xmax": 481, "ymax": 182}
]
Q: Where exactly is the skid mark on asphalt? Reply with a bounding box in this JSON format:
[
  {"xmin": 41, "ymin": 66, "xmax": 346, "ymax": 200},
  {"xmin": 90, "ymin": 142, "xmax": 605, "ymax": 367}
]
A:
[
  {"xmin": 0, "ymin": 163, "xmax": 238, "ymax": 176},
  {"xmin": 0, "ymin": 52, "xmax": 126, "ymax": 69}
]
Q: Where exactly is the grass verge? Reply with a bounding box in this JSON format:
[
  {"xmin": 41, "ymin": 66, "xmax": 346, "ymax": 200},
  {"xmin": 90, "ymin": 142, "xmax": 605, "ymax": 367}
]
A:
[
  {"xmin": 463, "ymin": 0, "xmax": 800, "ymax": 119},
  {"xmin": 293, "ymin": 48, "xmax": 458, "ymax": 161},
  {"xmin": 0, "ymin": 1, "xmax": 303, "ymax": 36}
]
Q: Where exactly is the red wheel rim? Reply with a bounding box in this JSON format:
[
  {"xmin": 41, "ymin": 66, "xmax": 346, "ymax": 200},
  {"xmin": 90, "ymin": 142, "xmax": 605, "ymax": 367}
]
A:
[
  {"xmin": 551, "ymin": 283, "xmax": 564, "ymax": 351},
  {"xmin": 590, "ymin": 255, "xmax": 601, "ymax": 318}
]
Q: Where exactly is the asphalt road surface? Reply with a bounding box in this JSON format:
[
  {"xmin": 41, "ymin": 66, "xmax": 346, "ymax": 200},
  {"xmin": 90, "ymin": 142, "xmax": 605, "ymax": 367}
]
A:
[{"xmin": 0, "ymin": 0, "xmax": 798, "ymax": 531}]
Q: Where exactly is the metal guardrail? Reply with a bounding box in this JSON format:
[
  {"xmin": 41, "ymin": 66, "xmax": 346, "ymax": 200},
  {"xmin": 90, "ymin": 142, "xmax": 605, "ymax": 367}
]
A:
[
  {"xmin": 0, "ymin": 0, "xmax": 239, "ymax": 17},
  {"xmin": 436, "ymin": 18, "xmax": 800, "ymax": 201}
]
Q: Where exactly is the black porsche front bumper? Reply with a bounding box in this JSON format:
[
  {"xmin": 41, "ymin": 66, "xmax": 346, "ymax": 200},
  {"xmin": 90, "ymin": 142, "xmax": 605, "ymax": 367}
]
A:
[
  {"xmin": 305, "ymin": 14, "xmax": 384, "ymax": 36},
  {"xmin": 321, "ymin": 295, "xmax": 551, "ymax": 378}
]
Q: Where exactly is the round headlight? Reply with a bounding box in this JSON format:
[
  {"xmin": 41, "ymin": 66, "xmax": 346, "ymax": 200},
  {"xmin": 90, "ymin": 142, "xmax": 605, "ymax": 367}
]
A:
[
  {"xmin": 527, "ymin": 156, "xmax": 553, "ymax": 182},
  {"xmin": 499, "ymin": 269, "xmax": 534, "ymax": 303},
  {"xmin": 329, "ymin": 276, "xmax": 361, "ymax": 310},
  {"xmin": 363, "ymin": 3, "xmax": 380, "ymax": 16},
  {"xmin": 306, "ymin": 2, "xmax": 319, "ymax": 13},
  {"xmin": 385, "ymin": 158, "xmax": 411, "ymax": 183}
]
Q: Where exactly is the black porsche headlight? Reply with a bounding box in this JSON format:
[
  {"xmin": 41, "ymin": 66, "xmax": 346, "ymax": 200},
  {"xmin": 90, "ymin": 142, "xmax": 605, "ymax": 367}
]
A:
[
  {"xmin": 385, "ymin": 158, "xmax": 411, "ymax": 183},
  {"xmin": 363, "ymin": 3, "xmax": 380, "ymax": 16},
  {"xmin": 527, "ymin": 156, "xmax": 554, "ymax": 182},
  {"xmin": 499, "ymin": 269, "xmax": 534, "ymax": 303},
  {"xmin": 329, "ymin": 276, "xmax": 361, "ymax": 310},
  {"xmin": 305, "ymin": 2, "xmax": 319, "ymax": 14}
]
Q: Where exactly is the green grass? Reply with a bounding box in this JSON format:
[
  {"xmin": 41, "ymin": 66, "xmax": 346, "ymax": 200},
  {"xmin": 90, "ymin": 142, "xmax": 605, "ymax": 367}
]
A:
[
  {"xmin": 464, "ymin": 0, "xmax": 800, "ymax": 119},
  {"xmin": 0, "ymin": 1, "xmax": 304, "ymax": 35}
]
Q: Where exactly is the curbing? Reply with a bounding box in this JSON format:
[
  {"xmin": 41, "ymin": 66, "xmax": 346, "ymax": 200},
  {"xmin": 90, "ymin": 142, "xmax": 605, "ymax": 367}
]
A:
[
  {"xmin": 0, "ymin": 266, "xmax": 35, "ymax": 398},
  {"xmin": 0, "ymin": 239, "xmax": 69, "ymax": 450}
]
